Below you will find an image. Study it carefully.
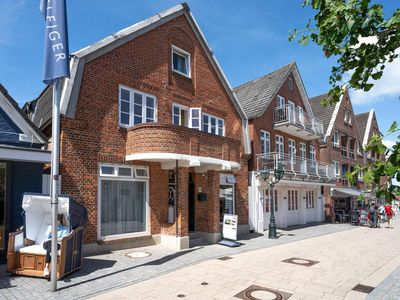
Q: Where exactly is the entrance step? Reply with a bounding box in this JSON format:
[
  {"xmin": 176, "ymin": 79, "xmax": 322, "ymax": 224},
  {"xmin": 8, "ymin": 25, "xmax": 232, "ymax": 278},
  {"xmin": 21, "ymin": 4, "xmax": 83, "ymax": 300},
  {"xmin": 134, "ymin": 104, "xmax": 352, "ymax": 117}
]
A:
[{"xmin": 189, "ymin": 232, "xmax": 210, "ymax": 248}]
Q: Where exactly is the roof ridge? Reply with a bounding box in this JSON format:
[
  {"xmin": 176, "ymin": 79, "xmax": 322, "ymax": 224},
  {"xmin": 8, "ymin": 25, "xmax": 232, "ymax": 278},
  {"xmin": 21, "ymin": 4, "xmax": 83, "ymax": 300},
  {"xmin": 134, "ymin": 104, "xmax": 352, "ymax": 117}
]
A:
[{"xmin": 233, "ymin": 62, "xmax": 294, "ymax": 90}]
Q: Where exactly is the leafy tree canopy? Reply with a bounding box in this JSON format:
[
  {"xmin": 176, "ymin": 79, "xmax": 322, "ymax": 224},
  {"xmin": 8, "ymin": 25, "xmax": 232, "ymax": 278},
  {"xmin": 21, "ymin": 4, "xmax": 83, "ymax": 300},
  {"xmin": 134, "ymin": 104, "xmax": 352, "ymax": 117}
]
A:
[{"xmin": 290, "ymin": 0, "xmax": 400, "ymax": 105}]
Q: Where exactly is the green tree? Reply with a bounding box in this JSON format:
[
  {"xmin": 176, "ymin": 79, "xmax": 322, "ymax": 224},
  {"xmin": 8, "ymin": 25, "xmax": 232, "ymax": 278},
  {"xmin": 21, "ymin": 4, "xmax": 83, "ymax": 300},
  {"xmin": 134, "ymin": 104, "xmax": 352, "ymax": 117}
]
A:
[{"xmin": 290, "ymin": 0, "xmax": 400, "ymax": 202}]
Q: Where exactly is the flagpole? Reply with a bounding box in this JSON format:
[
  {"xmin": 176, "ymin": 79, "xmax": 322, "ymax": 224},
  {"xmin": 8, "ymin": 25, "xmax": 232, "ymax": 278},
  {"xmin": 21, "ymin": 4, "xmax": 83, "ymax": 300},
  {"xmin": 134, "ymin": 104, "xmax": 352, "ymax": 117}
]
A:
[{"xmin": 50, "ymin": 79, "xmax": 61, "ymax": 292}]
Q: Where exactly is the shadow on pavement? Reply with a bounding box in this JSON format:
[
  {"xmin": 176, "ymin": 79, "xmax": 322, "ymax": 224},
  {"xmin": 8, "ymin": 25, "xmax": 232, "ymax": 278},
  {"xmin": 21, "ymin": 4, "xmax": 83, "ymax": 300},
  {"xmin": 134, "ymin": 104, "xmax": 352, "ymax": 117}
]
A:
[{"xmin": 57, "ymin": 247, "xmax": 201, "ymax": 291}]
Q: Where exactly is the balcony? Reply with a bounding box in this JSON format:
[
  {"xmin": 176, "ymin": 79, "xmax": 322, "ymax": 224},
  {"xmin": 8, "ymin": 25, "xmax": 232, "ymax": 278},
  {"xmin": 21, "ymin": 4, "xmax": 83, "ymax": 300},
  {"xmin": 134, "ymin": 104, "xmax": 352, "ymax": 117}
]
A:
[
  {"xmin": 273, "ymin": 105, "xmax": 324, "ymax": 140},
  {"xmin": 256, "ymin": 152, "xmax": 335, "ymax": 183},
  {"xmin": 125, "ymin": 123, "xmax": 241, "ymax": 171}
]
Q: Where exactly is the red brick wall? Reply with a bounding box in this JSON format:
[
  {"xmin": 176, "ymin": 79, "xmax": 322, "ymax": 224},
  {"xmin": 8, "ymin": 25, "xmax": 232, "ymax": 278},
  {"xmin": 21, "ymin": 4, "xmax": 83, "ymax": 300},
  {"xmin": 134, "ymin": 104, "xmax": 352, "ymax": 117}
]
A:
[
  {"xmin": 59, "ymin": 15, "xmax": 248, "ymax": 243},
  {"xmin": 248, "ymin": 73, "xmax": 320, "ymax": 171}
]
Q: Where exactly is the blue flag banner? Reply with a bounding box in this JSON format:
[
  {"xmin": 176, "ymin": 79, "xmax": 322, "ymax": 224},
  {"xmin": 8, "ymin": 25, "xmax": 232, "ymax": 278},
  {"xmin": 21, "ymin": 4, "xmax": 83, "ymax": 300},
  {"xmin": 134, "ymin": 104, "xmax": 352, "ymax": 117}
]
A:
[{"xmin": 40, "ymin": 0, "xmax": 70, "ymax": 85}]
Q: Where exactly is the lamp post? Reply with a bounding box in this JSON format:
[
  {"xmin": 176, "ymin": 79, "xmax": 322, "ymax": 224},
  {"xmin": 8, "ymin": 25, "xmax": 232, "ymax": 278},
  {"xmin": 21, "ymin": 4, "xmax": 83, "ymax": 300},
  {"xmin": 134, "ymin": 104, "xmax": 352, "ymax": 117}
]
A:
[{"xmin": 259, "ymin": 158, "xmax": 284, "ymax": 239}]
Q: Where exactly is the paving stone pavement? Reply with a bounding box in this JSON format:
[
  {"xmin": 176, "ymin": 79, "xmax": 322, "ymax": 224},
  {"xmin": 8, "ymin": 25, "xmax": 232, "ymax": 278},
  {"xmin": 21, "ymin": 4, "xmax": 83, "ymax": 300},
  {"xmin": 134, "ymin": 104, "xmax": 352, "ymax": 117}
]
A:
[
  {"xmin": 367, "ymin": 266, "xmax": 400, "ymax": 300},
  {"xmin": 0, "ymin": 222, "xmax": 354, "ymax": 299},
  {"xmin": 91, "ymin": 218, "xmax": 400, "ymax": 300}
]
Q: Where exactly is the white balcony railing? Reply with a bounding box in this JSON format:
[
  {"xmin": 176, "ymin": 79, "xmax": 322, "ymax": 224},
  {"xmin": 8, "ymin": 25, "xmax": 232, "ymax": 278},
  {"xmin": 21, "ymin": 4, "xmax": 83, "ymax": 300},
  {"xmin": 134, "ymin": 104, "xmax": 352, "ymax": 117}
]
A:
[
  {"xmin": 273, "ymin": 105, "xmax": 324, "ymax": 136},
  {"xmin": 256, "ymin": 152, "xmax": 335, "ymax": 182}
]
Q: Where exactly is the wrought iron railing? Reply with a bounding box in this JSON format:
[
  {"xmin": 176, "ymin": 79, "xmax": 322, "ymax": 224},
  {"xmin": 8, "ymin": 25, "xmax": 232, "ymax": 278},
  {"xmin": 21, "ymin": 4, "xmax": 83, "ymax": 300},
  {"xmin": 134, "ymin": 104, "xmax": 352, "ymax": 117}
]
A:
[
  {"xmin": 256, "ymin": 152, "xmax": 335, "ymax": 181},
  {"xmin": 273, "ymin": 105, "xmax": 324, "ymax": 136}
]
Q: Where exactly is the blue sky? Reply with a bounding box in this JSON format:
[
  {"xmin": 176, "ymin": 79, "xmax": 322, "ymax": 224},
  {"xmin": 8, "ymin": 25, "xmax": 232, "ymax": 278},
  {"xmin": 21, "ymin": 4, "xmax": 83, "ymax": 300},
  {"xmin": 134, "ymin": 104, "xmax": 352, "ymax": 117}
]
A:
[{"xmin": 0, "ymin": 0, "xmax": 398, "ymax": 145}]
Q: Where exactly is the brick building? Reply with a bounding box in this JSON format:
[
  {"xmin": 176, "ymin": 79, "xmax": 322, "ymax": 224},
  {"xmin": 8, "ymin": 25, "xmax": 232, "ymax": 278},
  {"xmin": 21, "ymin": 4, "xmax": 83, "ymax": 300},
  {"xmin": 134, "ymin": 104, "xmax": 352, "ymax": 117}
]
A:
[
  {"xmin": 29, "ymin": 4, "xmax": 251, "ymax": 252},
  {"xmin": 310, "ymin": 92, "xmax": 383, "ymax": 222},
  {"xmin": 234, "ymin": 63, "xmax": 335, "ymax": 232}
]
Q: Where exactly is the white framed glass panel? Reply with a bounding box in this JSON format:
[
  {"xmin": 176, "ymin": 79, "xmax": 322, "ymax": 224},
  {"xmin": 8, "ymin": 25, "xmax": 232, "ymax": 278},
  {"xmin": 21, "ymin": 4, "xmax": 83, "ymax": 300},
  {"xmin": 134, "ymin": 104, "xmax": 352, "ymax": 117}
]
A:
[
  {"xmin": 133, "ymin": 92, "xmax": 143, "ymax": 125},
  {"xmin": 210, "ymin": 117, "xmax": 216, "ymax": 135},
  {"xmin": 277, "ymin": 95, "xmax": 285, "ymax": 107},
  {"xmin": 145, "ymin": 96, "xmax": 156, "ymax": 123},
  {"xmin": 118, "ymin": 167, "xmax": 133, "ymax": 178},
  {"xmin": 333, "ymin": 130, "xmax": 339, "ymax": 147},
  {"xmin": 202, "ymin": 115, "xmax": 209, "ymax": 132},
  {"xmin": 288, "ymin": 139, "xmax": 296, "ymax": 164},
  {"xmin": 119, "ymin": 88, "xmax": 130, "ymax": 126},
  {"xmin": 217, "ymin": 119, "xmax": 224, "ymax": 136},
  {"xmin": 298, "ymin": 107, "xmax": 304, "ymax": 125},
  {"xmin": 260, "ymin": 130, "xmax": 270, "ymax": 155},
  {"xmin": 310, "ymin": 145, "xmax": 316, "ymax": 161},
  {"xmin": 100, "ymin": 180, "xmax": 147, "ymax": 237},
  {"xmin": 288, "ymin": 100, "xmax": 295, "ymax": 123},
  {"xmin": 172, "ymin": 45, "xmax": 191, "ymax": 77},
  {"xmin": 100, "ymin": 165, "xmax": 117, "ymax": 177},
  {"xmin": 135, "ymin": 167, "xmax": 149, "ymax": 178},
  {"xmin": 276, "ymin": 135, "xmax": 284, "ymax": 157},
  {"xmin": 190, "ymin": 108, "xmax": 201, "ymax": 131},
  {"xmin": 172, "ymin": 103, "xmax": 189, "ymax": 126}
]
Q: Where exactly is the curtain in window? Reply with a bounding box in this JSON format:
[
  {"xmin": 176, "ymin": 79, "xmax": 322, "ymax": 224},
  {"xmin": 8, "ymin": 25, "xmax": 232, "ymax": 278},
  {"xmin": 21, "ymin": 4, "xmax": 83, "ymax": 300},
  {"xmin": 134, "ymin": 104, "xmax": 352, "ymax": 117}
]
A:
[{"xmin": 100, "ymin": 180, "xmax": 146, "ymax": 237}]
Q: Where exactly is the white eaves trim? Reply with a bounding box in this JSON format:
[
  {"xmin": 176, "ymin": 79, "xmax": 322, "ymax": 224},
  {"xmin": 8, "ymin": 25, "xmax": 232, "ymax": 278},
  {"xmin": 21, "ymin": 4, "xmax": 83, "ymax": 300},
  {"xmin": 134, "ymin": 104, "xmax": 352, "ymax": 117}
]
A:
[
  {"xmin": 363, "ymin": 109, "xmax": 374, "ymax": 146},
  {"xmin": 0, "ymin": 146, "xmax": 51, "ymax": 163}
]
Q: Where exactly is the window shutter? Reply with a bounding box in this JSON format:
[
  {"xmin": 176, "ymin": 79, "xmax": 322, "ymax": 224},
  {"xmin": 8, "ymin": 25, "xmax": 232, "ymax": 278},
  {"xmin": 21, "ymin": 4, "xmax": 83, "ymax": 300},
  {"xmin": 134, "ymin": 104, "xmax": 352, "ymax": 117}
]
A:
[{"xmin": 189, "ymin": 108, "xmax": 201, "ymax": 130}]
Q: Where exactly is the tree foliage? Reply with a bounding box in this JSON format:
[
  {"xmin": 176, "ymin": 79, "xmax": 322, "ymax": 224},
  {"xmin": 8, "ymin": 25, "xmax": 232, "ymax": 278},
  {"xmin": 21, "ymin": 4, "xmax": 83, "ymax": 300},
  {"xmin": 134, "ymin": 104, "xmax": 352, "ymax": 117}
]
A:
[
  {"xmin": 290, "ymin": 1, "xmax": 400, "ymax": 203},
  {"xmin": 347, "ymin": 122, "xmax": 400, "ymax": 203},
  {"xmin": 290, "ymin": 0, "xmax": 400, "ymax": 105}
]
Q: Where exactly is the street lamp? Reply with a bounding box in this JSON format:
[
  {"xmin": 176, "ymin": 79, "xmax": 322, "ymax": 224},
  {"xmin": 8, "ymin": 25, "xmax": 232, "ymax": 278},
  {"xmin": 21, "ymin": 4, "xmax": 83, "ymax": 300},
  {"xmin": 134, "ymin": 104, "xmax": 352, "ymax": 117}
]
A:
[{"xmin": 259, "ymin": 159, "xmax": 284, "ymax": 239}]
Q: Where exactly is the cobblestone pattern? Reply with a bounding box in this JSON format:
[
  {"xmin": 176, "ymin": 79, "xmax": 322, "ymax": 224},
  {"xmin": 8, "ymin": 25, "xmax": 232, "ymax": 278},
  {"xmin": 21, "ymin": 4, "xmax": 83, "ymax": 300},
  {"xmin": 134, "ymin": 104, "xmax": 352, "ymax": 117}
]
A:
[
  {"xmin": 367, "ymin": 266, "xmax": 400, "ymax": 300},
  {"xmin": 0, "ymin": 223, "xmax": 354, "ymax": 299}
]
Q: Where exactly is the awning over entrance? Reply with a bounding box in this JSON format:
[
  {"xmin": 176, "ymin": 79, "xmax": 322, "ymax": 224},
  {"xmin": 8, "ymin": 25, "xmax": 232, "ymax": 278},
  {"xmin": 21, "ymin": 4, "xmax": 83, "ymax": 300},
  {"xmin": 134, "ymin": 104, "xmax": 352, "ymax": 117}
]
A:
[
  {"xmin": 331, "ymin": 187, "xmax": 361, "ymax": 198},
  {"xmin": 126, "ymin": 152, "xmax": 241, "ymax": 172},
  {"xmin": 0, "ymin": 145, "xmax": 51, "ymax": 163}
]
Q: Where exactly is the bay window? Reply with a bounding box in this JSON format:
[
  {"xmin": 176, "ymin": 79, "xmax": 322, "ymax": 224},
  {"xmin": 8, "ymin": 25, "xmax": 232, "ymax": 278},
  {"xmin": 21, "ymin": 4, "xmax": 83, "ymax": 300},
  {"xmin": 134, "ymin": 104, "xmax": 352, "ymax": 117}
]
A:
[{"xmin": 119, "ymin": 86, "xmax": 157, "ymax": 127}]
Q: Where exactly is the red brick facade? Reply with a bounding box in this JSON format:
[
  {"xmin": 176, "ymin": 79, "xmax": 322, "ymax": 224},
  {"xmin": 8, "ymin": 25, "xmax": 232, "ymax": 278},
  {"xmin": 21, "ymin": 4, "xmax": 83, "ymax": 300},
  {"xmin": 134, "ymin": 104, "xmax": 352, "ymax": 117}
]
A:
[{"xmin": 58, "ymin": 14, "xmax": 248, "ymax": 245}]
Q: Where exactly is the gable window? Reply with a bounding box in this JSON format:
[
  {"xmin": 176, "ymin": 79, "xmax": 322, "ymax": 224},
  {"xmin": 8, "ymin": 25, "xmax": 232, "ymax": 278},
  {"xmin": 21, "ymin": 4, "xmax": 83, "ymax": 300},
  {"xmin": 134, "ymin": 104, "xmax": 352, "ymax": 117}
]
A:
[
  {"xmin": 277, "ymin": 95, "xmax": 285, "ymax": 107},
  {"xmin": 288, "ymin": 77, "xmax": 294, "ymax": 91},
  {"xmin": 172, "ymin": 45, "xmax": 191, "ymax": 78},
  {"xmin": 260, "ymin": 130, "xmax": 270, "ymax": 155},
  {"xmin": 119, "ymin": 86, "xmax": 156, "ymax": 127},
  {"xmin": 344, "ymin": 108, "xmax": 347, "ymax": 123},
  {"xmin": 332, "ymin": 130, "xmax": 339, "ymax": 147}
]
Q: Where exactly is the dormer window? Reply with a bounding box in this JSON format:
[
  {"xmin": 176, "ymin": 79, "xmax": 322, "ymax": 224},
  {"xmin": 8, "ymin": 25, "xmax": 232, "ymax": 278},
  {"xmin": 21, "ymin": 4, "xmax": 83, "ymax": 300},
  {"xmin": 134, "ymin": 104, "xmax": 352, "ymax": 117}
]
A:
[{"xmin": 172, "ymin": 45, "xmax": 191, "ymax": 78}]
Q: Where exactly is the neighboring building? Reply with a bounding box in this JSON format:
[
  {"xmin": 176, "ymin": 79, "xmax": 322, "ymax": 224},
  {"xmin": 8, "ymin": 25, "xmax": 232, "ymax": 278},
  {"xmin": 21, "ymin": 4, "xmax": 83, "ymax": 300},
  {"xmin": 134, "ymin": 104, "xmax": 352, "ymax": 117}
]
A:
[
  {"xmin": 234, "ymin": 63, "xmax": 335, "ymax": 232},
  {"xmin": 0, "ymin": 84, "xmax": 50, "ymax": 260},
  {"xmin": 310, "ymin": 91, "xmax": 375, "ymax": 222},
  {"xmin": 29, "ymin": 4, "xmax": 251, "ymax": 252}
]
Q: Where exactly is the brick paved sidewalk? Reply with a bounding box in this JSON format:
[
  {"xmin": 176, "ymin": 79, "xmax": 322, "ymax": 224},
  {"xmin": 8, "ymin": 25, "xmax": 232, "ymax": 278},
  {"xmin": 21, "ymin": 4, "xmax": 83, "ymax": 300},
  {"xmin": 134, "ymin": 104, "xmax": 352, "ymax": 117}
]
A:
[
  {"xmin": 92, "ymin": 218, "xmax": 400, "ymax": 300},
  {"xmin": 367, "ymin": 266, "xmax": 400, "ymax": 299},
  {"xmin": 0, "ymin": 222, "xmax": 354, "ymax": 299}
]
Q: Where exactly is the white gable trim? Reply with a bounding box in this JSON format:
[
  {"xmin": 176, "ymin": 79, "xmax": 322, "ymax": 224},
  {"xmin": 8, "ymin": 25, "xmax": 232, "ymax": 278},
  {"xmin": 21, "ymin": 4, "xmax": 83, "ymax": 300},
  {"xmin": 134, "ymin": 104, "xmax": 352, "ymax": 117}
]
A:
[
  {"xmin": 363, "ymin": 109, "xmax": 374, "ymax": 146},
  {"xmin": 325, "ymin": 98, "xmax": 342, "ymax": 137},
  {"xmin": 0, "ymin": 90, "xmax": 45, "ymax": 144}
]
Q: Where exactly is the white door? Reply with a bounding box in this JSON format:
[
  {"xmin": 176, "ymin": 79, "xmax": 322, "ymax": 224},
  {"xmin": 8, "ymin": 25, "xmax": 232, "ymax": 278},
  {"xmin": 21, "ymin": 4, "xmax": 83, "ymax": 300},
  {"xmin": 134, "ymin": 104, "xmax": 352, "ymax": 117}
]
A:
[
  {"xmin": 287, "ymin": 189, "xmax": 300, "ymax": 226},
  {"xmin": 263, "ymin": 188, "xmax": 281, "ymax": 229}
]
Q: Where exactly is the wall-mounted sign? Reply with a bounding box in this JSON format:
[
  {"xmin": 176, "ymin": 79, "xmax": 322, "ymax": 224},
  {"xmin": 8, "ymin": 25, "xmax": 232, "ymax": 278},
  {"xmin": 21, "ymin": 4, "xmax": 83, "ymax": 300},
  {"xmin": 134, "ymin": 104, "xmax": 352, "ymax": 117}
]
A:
[{"xmin": 222, "ymin": 214, "xmax": 238, "ymax": 241}]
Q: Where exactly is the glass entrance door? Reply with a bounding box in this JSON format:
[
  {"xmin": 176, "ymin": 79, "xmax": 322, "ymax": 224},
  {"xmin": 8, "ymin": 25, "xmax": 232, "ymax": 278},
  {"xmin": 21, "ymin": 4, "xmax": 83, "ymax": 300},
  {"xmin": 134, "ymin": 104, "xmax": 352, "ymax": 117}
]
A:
[
  {"xmin": 219, "ymin": 185, "xmax": 235, "ymax": 222},
  {"xmin": 0, "ymin": 163, "xmax": 6, "ymax": 250}
]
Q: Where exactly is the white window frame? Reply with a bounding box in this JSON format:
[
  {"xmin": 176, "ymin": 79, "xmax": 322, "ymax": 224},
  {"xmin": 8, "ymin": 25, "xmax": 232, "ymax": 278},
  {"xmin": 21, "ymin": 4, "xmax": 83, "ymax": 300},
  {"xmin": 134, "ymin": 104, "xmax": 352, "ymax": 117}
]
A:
[
  {"xmin": 260, "ymin": 130, "xmax": 270, "ymax": 155},
  {"xmin": 203, "ymin": 113, "xmax": 225, "ymax": 136},
  {"xmin": 344, "ymin": 108, "xmax": 347, "ymax": 123},
  {"xmin": 172, "ymin": 103, "xmax": 189, "ymax": 127},
  {"xmin": 171, "ymin": 45, "xmax": 191, "ymax": 78},
  {"xmin": 277, "ymin": 95, "xmax": 285, "ymax": 107},
  {"xmin": 276, "ymin": 135, "xmax": 284, "ymax": 157},
  {"xmin": 300, "ymin": 142, "xmax": 306, "ymax": 159},
  {"xmin": 288, "ymin": 139, "xmax": 296, "ymax": 163},
  {"xmin": 134, "ymin": 166, "xmax": 150, "ymax": 179},
  {"xmin": 333, "ymin": 130, "xmax": 340, "ymax": 147},
  {"xmin": 310, "ymin": 145, "xmax": 316, "ymax": 161},
  {"xmin": 298, "ymin": 106, "xmax": 304, "ymax": 125},
  {"xmin": 348, "ymin": 110, "xmax": 352, "ymax": 125},
  {"xmin": 333, "ymin": 160, "xmax": 340, "ymax": 177},
  {"xmin": 356, "ymin": 140, "xmax": 362, "ymax": 155},
  {"xmin": 189, "ymin": 108, "xmax": 202, "ymax": 131},
  {"xmin": 98, "ymin": 164, "xmax": 150, "ymax": 241},
  {"xmin": 119, "ymin": 85, "xmax": 157, "ymax": 128}
]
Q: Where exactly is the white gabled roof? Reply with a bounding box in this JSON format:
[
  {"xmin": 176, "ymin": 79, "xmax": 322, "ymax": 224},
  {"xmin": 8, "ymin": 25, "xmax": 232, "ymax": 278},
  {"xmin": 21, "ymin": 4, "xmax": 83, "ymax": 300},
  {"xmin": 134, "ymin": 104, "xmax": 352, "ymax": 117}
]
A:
[{"xmin": 59, "ymin": 3, "xmax": 251, "ymax": 155}]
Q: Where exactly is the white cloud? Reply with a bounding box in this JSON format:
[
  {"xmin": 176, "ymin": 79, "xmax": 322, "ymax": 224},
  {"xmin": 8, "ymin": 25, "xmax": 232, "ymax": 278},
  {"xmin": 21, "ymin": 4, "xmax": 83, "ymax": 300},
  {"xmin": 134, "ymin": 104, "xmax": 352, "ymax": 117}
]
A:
[
  {"xmin": 349, "ymin": 48, "xmax": 400, "ymax": 105},
  {"xmin": 383, "ymin": 139, "xmax": 396, "ymax": 150},
  {"xmin": 0, "ymin": 0, "xmax": 26, "ymax": 46}
]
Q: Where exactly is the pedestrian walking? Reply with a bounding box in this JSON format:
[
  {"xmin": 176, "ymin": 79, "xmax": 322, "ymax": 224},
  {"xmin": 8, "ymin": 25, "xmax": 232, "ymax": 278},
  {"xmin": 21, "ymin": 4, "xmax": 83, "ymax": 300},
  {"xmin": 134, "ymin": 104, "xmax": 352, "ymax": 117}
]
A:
[
  {"xmin": 384, "ymin": 204, "xmax": 395, "ymax": 229},
  {"xmin": 369, "ymin": 203, "xmax": 377, "ymax": 228}
]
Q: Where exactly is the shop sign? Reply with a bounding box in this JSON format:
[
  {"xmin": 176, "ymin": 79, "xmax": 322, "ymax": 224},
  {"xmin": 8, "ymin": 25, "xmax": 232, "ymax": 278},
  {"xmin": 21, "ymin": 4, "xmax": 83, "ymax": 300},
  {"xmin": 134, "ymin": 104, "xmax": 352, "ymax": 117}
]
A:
[{"xmin": 222, "ymin": 214, "xmax": 238, "ymax": 241}]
